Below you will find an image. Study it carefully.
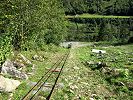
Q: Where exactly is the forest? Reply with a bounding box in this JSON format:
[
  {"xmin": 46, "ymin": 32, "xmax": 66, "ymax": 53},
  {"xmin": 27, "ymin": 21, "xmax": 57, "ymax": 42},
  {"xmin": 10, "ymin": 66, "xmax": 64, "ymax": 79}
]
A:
[
  {"xmin": 66, "ymin": 18, "xmax": 133, "ymax": 43},
  {"xmin": 63, "ymin": 0, "xmax": 133, "ymax": 16},
  {"xmin": 0, "ymin": 0, "xmax": 67, "ymax": 63},
  {"xmin": 1, "ymin": 0, "xmax": 133, "ymax": 63}
]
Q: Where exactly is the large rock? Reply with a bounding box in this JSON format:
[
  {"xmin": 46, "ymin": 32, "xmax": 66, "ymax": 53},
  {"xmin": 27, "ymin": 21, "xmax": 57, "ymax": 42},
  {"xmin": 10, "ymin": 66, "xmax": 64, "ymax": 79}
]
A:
[
  {"xmin": 19, "ymin": 54, "xmax": 32, "ymax": 65},
  {"xmin": 2, "ymin": 60, "xmax": 28, "ymax": 80},
  {"xmin": 92, "ymin": 49, "xmax": 106, "ymax": 54},
  {"xmin": 101, "ymin": 67, "xmax": 129, "ymax": 77},
  {"xmin": 2, "ymin": 59, "xmax": 14, "ymax": 68},
  {"xmin": 13, "ymin": 61, "xmax": 25, "ymax": 68},
  {"xmin": 32, "ymin": 55, "xmax": 44, "ymax": 62},
  {"xmin": 0, "ymin": 75, "xmax": 21, "ymax": 92}
]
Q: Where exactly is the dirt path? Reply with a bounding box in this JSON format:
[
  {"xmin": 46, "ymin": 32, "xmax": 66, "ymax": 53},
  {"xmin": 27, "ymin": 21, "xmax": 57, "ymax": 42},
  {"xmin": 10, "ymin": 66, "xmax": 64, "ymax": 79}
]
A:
[
  {"xmin": 56, "ymin": 48, "xmax": 116, "ymax": 100},
  {"xmin": 60, "ymin": 42, "xmax": 93, "ymax": 48}
]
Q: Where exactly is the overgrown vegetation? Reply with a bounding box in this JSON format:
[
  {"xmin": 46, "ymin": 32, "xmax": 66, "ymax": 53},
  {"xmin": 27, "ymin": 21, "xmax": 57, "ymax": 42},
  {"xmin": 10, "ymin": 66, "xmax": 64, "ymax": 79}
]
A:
[
  {"xmin": 77, "ymin": 43, "xmax": 133, "ymax": 99},
  {"xmin": 0, "ymin": 0, "xmax": 67, "ymax": 63},
  {"xmin": 66, "ymin": 18, "xmax": 133, "ymax": 43},
  {"xmin": 63, "ymin": 0, "xmax": 133, "ymax": 16},
  {"xmin": 0, "ymin": 0, "xmax": 133, "ymax": 99}
]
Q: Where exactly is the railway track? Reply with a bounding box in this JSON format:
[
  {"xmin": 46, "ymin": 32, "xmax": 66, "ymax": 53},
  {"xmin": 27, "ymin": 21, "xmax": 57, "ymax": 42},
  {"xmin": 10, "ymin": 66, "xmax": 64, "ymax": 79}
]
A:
[{"xmin": 21, "ymin": 50, "xmax": 70, "ymax": 100}]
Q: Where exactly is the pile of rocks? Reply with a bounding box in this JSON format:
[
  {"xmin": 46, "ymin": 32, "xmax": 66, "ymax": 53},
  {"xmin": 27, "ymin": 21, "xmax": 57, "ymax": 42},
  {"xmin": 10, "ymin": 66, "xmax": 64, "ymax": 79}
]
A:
[
  {"xmin": 1, "ymin": 59, "xmax": 28, "ymax": 80},
  {"xmin": 32, "ymin": 54, "xmax": 45, "ymax": 62},
  {"xmin": 0, "ymin": 54, "xmax": 34, "ymax": 93},
  {"xmin": 84, "ymin": 61, "xmax": 108, "ymax": 70}
]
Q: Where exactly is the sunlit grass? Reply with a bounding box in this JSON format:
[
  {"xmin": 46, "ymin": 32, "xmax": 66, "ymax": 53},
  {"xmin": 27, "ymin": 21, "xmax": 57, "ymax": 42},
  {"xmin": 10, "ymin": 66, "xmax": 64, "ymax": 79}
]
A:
[{"xmin": 65, "ymin": 13, "xmax": 131, "ymax": 19}]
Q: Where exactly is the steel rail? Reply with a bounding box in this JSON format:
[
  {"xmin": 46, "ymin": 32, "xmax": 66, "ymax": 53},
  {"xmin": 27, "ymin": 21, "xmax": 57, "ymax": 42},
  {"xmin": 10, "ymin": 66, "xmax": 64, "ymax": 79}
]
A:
[
  {"xmin": 21, "ymin": 52, "xmax": 67, "ymax": 100},
  {"xmin": 46, "ymin": 50, "xmax": 70, "ymax": 100},
  {"xmin": 29, "ymin": 51, "xmax": 69, "ymax": 100}
]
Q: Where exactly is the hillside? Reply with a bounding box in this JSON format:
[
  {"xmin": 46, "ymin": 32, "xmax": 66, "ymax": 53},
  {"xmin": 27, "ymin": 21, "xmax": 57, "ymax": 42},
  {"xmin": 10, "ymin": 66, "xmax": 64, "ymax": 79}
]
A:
[
  {"xmin": 0, "ymin": 0, "xmax": 133, "ymax": 100},
  {"xmin": 63, "ymin": 0, "xmax": 133, "ymax": 16},
  {"xmin": 65, "ymin": 14, "xmax": 131, "ymax": 19}
]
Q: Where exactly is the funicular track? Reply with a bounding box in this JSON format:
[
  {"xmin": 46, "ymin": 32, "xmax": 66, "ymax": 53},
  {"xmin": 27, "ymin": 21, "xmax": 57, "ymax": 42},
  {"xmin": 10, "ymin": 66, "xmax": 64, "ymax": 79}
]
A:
[{"xmin": 21, "ymin": 50, "xmax": 70, "ymax": 100}]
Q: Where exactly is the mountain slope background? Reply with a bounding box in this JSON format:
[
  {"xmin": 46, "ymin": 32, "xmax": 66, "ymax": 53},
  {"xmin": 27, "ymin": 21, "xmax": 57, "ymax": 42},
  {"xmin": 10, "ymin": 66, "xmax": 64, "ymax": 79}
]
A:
[{"xmin": 63, "ymin": 0, "xmax": 133, "ymax": 16}]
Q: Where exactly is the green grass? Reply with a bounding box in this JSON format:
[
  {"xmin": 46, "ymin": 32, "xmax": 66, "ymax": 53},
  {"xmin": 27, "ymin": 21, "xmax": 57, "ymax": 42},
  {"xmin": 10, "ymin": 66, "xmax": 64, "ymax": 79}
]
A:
[
  {"xmin": 76, "ymin": 43, "xmax": 133, "ymax": 99},
  {"xmin": 1, "ymin": 43, "xmax": 133, "ymax": 100},
  {"xmin": 0, "ymin": 46, "xmax": 67, "ymax": 100},
  {"xmin": 65, "ymin": 13, "xmax": 131, "ymax": 19}
]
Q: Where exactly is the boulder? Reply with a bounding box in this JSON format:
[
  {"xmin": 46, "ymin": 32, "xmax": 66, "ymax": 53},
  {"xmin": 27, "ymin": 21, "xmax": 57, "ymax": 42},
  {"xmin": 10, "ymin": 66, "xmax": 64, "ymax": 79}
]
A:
[
  {"xmin": 92, "ymin": 49, "xmax": 106, "ymax": 54},
  {"xmin": 2, "ymin": 60, "xmax": 28, "ymax": 80},
  {"xmin": 2, "ymin": 59, "xmax": 14, "ymax": 68},
  {"xmin": 97, "ymin": 62, "xmax": 107, "ymax": 68},
  {"xmin": 32, "ymin": 55, "xmax": 44, "ymax": 62},
  {"xmin": 13, "ymin": 61, "xmax": 25, "ymax": 68},
  {"xmin": 0, "ymin": 75, "xmax": 21, "ymax": 92},
  {"xmin": 19, "ymin": 54, "xmax": 32, "ymax": 65},
  {"xmin": 1, "ymin": 66, "xmax": 28, "ymax": 80},
  {"xmin": 32, "ymin": 55, "xmax": 39, "ymax": 60}
]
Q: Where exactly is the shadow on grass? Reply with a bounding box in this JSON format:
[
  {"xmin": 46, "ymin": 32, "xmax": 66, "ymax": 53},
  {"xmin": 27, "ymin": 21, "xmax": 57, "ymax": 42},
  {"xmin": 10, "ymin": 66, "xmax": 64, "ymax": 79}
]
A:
[{"xmin": 113, "ymin": 42, "xmax": 133, "ymax": 46}]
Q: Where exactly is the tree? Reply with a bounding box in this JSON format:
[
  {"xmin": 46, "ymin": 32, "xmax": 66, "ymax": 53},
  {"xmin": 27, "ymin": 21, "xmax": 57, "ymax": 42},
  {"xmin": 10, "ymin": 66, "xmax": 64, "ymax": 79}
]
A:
[{"xmin": 0, "ymin": 0, "xmax": 67, "ymax": 63}]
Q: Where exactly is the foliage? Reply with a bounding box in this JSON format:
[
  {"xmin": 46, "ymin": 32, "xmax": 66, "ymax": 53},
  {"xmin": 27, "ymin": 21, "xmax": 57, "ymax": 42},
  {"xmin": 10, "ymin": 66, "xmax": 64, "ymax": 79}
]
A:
[
  {"xmin": 63, "ymin": 0, "xmax": 133, "ymax": 16},
  {"xmin": 0, "ymin": 0, "xmax": 67, "ymax": 62},
  {"xmin": 0, "ymin": 33, "xmax": 12, "ymax": 64},
  {"xmin": 77, "ymin": 43, "xmax": 133, "ymax": 99},
  {"xmin": 66, "ymin": 18, "xmax": 133, "ymax": 43}
]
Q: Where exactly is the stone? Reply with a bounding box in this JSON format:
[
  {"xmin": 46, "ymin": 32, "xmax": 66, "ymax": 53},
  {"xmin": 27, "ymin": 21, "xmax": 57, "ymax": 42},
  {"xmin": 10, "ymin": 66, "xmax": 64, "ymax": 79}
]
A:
[
  {"xmin": 73, "ymin": 66, "xmax": 80, "ymax": 70},
  {"xmin": 83, "ymin": 61, "xmax": 95, "ymax": 67},
  {"xmin": 19, "ymin": 54, "xmax": 32, "ymax": 65},
  {"xmin": 56, "ymin": 83, "xmax": 64, "ymax": 89},
  {"xmin": 101, "ymin": 67, "xmax": 112, "ymax": 74},
  {"xmin": 112, "ymin": 68, "xmax": 129, "ymax": 77},
  {"xmin": 51, "ymin": 68, "xmax": 61, "ymax": 72},
  {"xmin": 2, "ymin": 60, "xmax": 28, "ymax": 80},
  {"xmin": 92, "ymin": 49, "xmax": 106, "ymax": 54},
  {"xmin": 2, "ymin": 59, "xmax": 14, "ymax": 68},
  {"xmin": 126, "ymin": 82, "xmax": 133, "ymax": 89},
  {"xmin": 70, "ymin": 84, "xmax": 78, "ymax": 90},
  {"xmin": 0, "ymin": 75, "xmax": 21, "ymax": 92},
  {"xmin": 90, "ymin": 97, "xmax": 95, "ymax": 100},
  {"xmin": 8, "ymin": 93, "xmax": 13, "ymax": 100},
  {"xmin": 86, "ymin": 61, "xmax": 95, "ymax": 65},
  {"xmin": 13, "ymin": 61, "xmax": 25, "ymax": 68},
  {"xmin": 97, "ymin": 62, "xmax": 107, "ymax": 68},
  {"xmin": 32, "ymin": 55, "xmax": 44, "ymax": 62},
  {"xmin": 32, "ymin": 55, "xmax": 40, "ymax": 60}
]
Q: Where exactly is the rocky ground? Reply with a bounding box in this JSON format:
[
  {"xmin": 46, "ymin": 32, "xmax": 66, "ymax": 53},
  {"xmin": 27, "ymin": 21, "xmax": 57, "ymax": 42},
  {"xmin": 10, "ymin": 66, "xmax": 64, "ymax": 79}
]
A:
[{"xmin": 52, "ymin": 46, "xmax": 116, "ymax": 100}]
